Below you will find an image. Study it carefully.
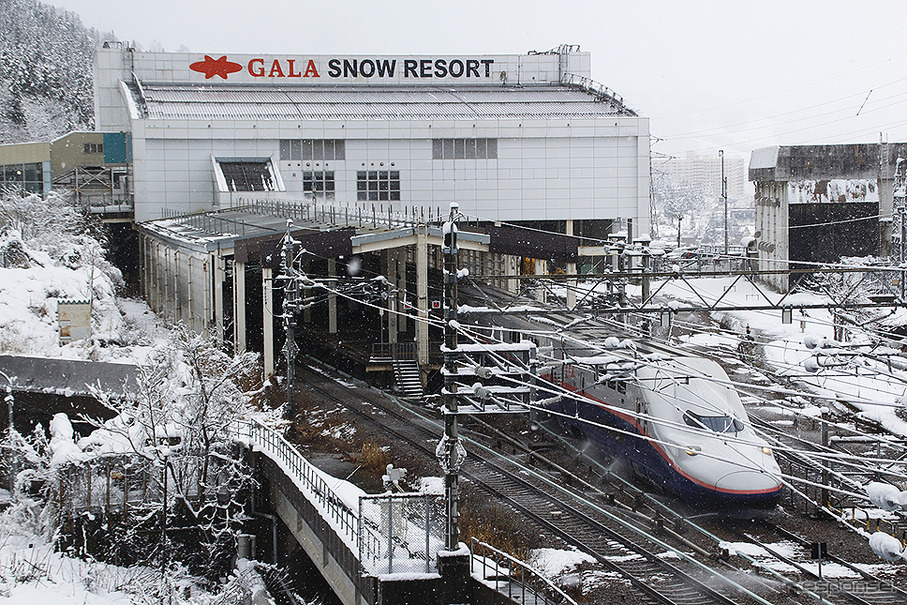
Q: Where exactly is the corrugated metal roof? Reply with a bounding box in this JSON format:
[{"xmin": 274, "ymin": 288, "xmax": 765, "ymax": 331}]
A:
[{"xmin": 133, "ymin": 83, "xmax": 634, "ymax": 121}]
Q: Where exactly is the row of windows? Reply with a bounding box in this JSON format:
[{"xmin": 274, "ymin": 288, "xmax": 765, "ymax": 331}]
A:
[
  {"xmin": 299, "ymin": 170, "xmax": 402, "ymax": 201},
  {"xmin": 302, "ymin": 171, "xmax": 335, "ymax": 192},
  {"xmin": 357, "ymin": 171, "xmax": 400, "ymax": 201},
  {"xmin": 280, "ymin": 139, "xmax": 346, "ymax": 161},
  {"xmin": 83, "ymin": 143, "xmax": 103, "ymax": 154},
  {"xmin": 279, "ymin": 139, "xmax": 499, "ymax": 162},
  {"xmin": 432, "ymin": 138, "xmax": 498, "ymax": 160}
]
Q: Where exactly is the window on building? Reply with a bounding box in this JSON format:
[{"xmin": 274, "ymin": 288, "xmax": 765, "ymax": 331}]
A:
[
  {"xmin": 432, "ymin": 138, "xmax": 497, "ymax": 160},
  {"xmin": 83, "ymin": 142, "xmax": 103, "ymax": 154},
  {"xmin": 357, "ymin": 170, "xmax": 400, "ymax": 201},
  {"xmin": 215, "ymin": 160, "xmax": 278, "ymax": 192},
  {"xmin": 303, "ymin": 171, "xmax": 335, "ymax": 197},
  {"xmin": 280, "ymin": 139, "xmax": 345, "ymax": 161},
  {"xmin": 0, "ymin": 162, "xmax": 44, "ymax": 195}
]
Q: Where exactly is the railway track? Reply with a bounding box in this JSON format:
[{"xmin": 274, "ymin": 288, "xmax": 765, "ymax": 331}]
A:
[
  {"xmin": 455, "ymin": 287, "xmax": 907, "ymax": 603},
  {"xmin": 295, "ymin": 360, "xmax": 778, "ymax": 605}
]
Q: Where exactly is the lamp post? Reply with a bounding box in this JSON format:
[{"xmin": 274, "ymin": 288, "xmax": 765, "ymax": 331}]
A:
[{"xmin": 1, "ymin": 370, "xmax": 15, "ymax": 501}]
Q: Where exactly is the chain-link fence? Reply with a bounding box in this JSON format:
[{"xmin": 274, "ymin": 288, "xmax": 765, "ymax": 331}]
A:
[{"xmin": 358, "ymin": 492, "xmax": 445, "ymax": 575}]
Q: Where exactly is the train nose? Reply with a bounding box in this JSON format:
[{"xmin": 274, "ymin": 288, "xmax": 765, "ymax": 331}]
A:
[{"xmin": 715, "ymin": 471, "xmax": 781, "ymax": 494}]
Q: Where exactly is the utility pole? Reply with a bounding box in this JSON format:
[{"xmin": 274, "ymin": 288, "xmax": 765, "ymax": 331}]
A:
[
  {"xmin": 281, "ymin": 222, "xmax": 300, "ymax": 418},
  {"xmin": 720, "ymin": 150, "xmax": 728, "ymax": 255},
  {"xmin": 439, "ymin": 202, "xmax": 465, "ymax": 550},
  {"xmin": 1, "ymin": 370, "xmax": 13, "ymax": 501},
  {"xmin": 900, "ymin": 205, "xmax": 906, "ymax": 301}
]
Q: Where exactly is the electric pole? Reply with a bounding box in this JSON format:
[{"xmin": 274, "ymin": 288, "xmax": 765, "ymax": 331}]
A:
[
  {"xmin": 439, "ymin": 202, "xmax": 465, "ymax": 550},
  {"xmin": 281, "ymin": 222, "xmax": 300, "ymax": 419},
  {"xmin": 1, "ymin": 370, "xmax": 13, "ymax": 501},
  {"xmin": 720, "ymin": 149, "xmax": 728, "ymax": 255}
]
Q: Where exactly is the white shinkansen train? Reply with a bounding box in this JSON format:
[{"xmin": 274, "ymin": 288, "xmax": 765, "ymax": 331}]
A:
[{"xmin": 540, "ymin": 348, "xmax": 783, "ymax": 508}]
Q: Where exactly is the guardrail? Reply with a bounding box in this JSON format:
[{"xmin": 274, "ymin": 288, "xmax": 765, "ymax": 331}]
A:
[
  {"xmin": 236, "ymin": 419, "xmax": 364, "ymax": 553},
  {"xmin": 236, "ymin": 419, "xmax": 440, "ymax": 576}
]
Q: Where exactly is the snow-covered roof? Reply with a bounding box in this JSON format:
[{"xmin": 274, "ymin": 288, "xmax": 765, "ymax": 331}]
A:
[{"xmin": 129, "ymin": 83, "xmax": 634, "ymax": 121}]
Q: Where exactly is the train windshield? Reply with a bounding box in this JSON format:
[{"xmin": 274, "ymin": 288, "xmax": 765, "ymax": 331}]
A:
[{"xmin": 683, "ymin": 411, "xmax": 744, "ymax": 433}]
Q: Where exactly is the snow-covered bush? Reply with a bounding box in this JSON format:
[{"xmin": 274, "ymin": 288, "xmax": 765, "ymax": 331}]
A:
[{"xmin": 72, "ymin": 326, "xmax": 262, "ymax": 576}]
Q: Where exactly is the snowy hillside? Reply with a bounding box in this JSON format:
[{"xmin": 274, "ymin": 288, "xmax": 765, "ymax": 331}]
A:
[
  {"xmin": 0, "ymin": 0, "xmax": 114, "ymax": 143},
  {"xmin": 0, "ymin": 191, "xmax": 167, "ymax": 362}
]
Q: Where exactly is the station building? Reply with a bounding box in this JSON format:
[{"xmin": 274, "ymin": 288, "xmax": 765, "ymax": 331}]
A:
[
  {"xmin": 90, "ymin": 44, "xmax": 651, "ymax": 379},
  {"xmin": 0, "ymin": 131, "xmax": 131, "ymax": 212},
  {"xmin": 94, "ymin": 44, "xmax": 650, "ymax": 233}
]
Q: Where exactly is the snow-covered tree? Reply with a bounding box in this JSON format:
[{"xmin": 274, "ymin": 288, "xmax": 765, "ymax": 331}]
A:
[
  {"xmin": 0, "ymin": 0, "xmax": 113, "ymax": 142},
  {"xmin": 83, "ymin": 326, "xmax": 261, "ymax": 575}
]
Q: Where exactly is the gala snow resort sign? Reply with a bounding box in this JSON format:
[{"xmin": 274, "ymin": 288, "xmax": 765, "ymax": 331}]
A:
[{"xmin": 189, "ymin": 55, "xmax": 496, "ymax": 82}]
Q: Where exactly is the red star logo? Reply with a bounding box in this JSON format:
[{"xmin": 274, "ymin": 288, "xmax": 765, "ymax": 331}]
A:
[{"xmin": 190, "ymin": 55, "xmax": 243, "ymax": 79}]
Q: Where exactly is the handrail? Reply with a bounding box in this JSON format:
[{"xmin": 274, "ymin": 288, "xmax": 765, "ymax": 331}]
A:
[
  {"xmin": 236, "ymin": 419, "xmax": 445, "ymax": 575},
  {"xmin": 560, "ymin": 72, "xmax": 632, "ymax": 115},
  {"xmin": 470, "ymin": 537, "xmax": 577, "ymax": 605},
  {"xmin": 235, "ymin": 419, "xmax": 365, "ymax": 552}
]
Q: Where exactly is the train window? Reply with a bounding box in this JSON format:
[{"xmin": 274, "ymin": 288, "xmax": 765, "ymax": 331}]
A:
[
  {"xmin": 683, "ymin": 411, "xmax": 743, "ymax": 433},
  {"xmin": 616, "ymin": 381, "xmax": 626, "ymax": 394}
]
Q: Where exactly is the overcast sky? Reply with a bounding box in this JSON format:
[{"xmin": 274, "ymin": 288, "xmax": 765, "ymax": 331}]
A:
[{"xmin": 47, "ymin": 0, "xmax": 907, "ymax": 169}]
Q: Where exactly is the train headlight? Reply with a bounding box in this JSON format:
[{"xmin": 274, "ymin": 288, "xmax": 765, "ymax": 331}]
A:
[
  {"xmin": 761, "ymin": 446, "xmax": 773, "ymax": 455},
  {"xmin": 685, "ymin": 445, "xmax": 701, "ymax": 456}
]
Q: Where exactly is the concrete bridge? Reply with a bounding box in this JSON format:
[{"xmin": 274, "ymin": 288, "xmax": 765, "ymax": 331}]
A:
[{"xmin": 238, "ymin": 419, "xmax": 570, "ymax": 605}]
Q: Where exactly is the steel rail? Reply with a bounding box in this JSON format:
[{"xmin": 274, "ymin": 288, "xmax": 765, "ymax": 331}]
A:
[{"xmin": 295, "ymin": 361, "xmax": 769, "ymax": 605}]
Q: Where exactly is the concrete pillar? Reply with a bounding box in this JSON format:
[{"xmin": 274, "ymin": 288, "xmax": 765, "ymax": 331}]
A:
[
  {"xmin": 263, "ymin": 267, "xmax": 274, "ymax": 377},
  {"xmin": 397, "ymin": 248, "xmax": 408, "ymax": 334},
  {"xmin": 504, "ymin": 254, "xmax": 519, "ymax": 294},
  {"xmin": 186, "ymin": 255, "xmax": 193, "ymax": 329},
  {"xmin": 416, "ymin": 225, "xmax": 429, "ymax": 366},
  {"xmin": 214, "ymin": 254, "xmax": 225, "ymax": 342},
  {"xmin": 175, "ymin": 250, "xmax": 182, "ymax": 321},
  {"xmin": 234, "ymin": 260, "xmax": 246, "ymax": 353},
  {"xmin": 202, "ymin": 256, "xmax": 211, "ymax": 332},
  {"xmin": 162, "ymin": 246, "xmax": 170, "ymax": 320},
  {"xmin": 534, "ymin": 258, "xmax": 547, "ymax": 303},
  {"xmin": 327, "ymin": 258, "xmax": 338, "ymax": 334},
  {"xmin": 386, "ymin": 250, "xmax": 398, "ymax": 344},
  {"xmin": 566, "ymin": 220, "xmax": 577, "ymax": 310}
]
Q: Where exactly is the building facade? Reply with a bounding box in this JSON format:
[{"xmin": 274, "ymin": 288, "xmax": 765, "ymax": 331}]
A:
[
  {"xmin": 94, "ymin": 44, "xmax": 650, "ymax": 233},
  {"xmin": 0, "ymin": 131, "xmax": 131, "ymax": 211},
  {"xmin": 660, "ymin": 151, "xmax": 747, "ymax": 201}
]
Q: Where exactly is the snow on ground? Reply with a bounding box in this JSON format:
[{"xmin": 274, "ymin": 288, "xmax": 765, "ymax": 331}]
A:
[
  {"xmin": 0, "ymin": 227, "xmax": 170, "ymax": 365},
  {"xmin": 530, "ymin": 547, "xmax": 596, "ymax": 578},
  {"xmin": 0, "ymin": 502, "xmax": 144, "ymax": 603},
  {"xmin": 719, "ymin": 540, "xmax": 897, "ymax": 577},
  {"xmin": 0, "ymin": 500, "xmax": 268, "ymax": 604}
]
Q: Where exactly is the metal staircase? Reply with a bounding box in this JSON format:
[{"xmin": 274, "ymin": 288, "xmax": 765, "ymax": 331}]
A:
[
  {"xmin": 369, "ymin": 342, "xmax": 424, "ymax": 399},
  {"xmin": 392, "ymin": 358, "xmax": 423, "ymax": 399}
]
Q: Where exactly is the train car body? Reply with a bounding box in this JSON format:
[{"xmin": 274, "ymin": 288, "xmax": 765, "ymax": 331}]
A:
[{"xmin": 542, "ymin": 352, "xmax": 782, "ymax": 508}]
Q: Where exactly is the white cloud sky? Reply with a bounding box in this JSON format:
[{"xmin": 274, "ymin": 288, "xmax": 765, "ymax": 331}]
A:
[{"xmin": 46, "ymin": 0, "xmax": 907, "ymax": 164}]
